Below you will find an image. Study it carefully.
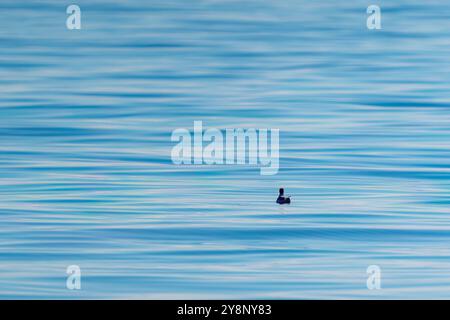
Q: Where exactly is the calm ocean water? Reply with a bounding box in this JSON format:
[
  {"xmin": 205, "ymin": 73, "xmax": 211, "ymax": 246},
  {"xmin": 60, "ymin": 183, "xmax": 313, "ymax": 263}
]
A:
[{"xmin": 1, "ymin": 0, "xmax": 450, "ymax": 299}]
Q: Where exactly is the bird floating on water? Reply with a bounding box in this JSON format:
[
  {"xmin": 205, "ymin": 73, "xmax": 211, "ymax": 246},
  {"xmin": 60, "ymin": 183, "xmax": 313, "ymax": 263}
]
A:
[{"xmin": 276, "ymin": 188, "xmax": 291, "ymax": 204}]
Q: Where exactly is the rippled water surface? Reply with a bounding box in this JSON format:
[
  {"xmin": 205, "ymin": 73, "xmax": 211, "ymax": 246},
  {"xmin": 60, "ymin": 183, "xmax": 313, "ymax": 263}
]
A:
[{"xmin": 1, "ymin": 0, "xmax": 450, "ymax": 299}]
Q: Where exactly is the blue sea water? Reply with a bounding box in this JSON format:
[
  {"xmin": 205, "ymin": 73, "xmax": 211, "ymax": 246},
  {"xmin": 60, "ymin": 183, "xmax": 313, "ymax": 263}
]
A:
[{"xmin": 1, "ymin": 0, "xmax": 450, "ymax": 299}]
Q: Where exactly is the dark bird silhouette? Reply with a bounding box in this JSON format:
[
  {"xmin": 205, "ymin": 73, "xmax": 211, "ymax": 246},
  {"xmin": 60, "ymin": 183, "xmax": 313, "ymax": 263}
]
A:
[{"xmin": 276, "ymin": 188, "xmax": 291, "ymax": 204}]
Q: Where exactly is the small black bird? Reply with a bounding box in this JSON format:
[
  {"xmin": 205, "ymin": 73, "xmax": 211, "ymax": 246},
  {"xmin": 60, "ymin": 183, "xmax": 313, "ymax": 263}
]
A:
[{"xmin": 276, "ymin": 188, "xmax": 291, "ymax": 204}]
